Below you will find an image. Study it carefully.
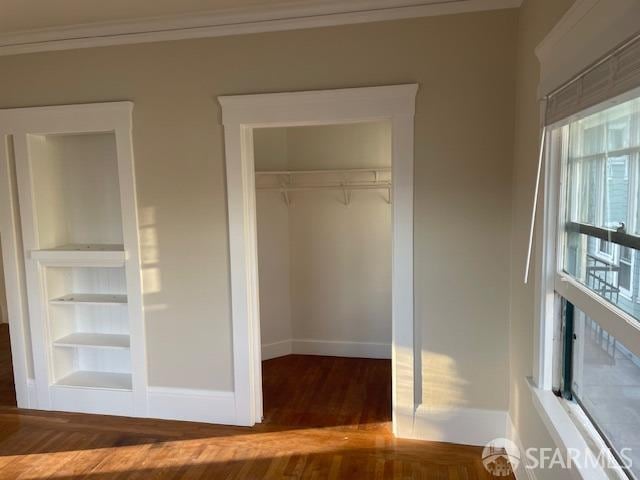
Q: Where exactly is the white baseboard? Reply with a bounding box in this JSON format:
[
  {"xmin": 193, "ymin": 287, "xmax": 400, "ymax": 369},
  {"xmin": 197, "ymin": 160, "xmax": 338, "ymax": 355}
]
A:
[
  {"xmin": 262, "ymin": 338, "xmax": 391, "ymax": 360},
  {"xmin": 293, "ymin": 339, "xmax": 391, "ymax": 359},
  {"xmin": 412, "ymin": 404, "xmax": 508, "ymax": 446},
  {"xmin": 147, "ymin": 387, "xmax": 236, "ymax": 425},
  {"xmin": 25, "ymin": 381, "xmax": 236, "ymax": 425},
  {"xmin": 26, "ymin": 378, "xmax": 37, "ymax": 409},
  {"xmin": 507, "ymin": 415, "xmax": 537, "ymax": 480},
  {"xmin": 262, "ymin": 340, "xmax": 293, "ymax": 360}
]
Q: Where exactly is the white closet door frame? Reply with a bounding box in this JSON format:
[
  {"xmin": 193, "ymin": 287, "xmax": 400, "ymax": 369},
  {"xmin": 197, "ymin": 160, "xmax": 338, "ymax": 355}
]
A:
[
  {"xmin": 219, "ymin": 84, "xmax": 418, "ymax": 436},
  {"xmin": 0, "ymin": 102, "xmax": 148, "ymax": 415}
]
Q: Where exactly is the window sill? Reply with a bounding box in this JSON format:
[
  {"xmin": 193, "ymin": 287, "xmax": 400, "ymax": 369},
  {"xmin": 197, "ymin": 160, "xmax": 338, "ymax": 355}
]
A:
[{"xmin": 527, "ymin": 378, "xmax": 627, "ymax": 480}]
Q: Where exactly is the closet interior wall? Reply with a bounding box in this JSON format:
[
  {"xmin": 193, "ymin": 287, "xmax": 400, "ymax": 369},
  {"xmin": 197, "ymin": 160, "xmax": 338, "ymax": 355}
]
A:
[{"xmin": 254, "ymin": 121, "xmax": 392, "ymax": 360}]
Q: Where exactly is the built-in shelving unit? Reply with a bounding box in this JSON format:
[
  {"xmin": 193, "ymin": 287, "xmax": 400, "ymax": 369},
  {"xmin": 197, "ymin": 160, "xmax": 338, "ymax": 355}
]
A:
[
  {"xmin": 53, "ymin": 333, "xmax": 131, "ymax": 349},
  {"xmin": 11, "ymin": 102, "xmax": 146, "ymax": 417},
  {"xmin": 31, "ymin": 244, "xmax": 127, "ymax": 266},
  {"xmin": 55, "ymin": 371, "xmax": 132, "ymax": 390}
]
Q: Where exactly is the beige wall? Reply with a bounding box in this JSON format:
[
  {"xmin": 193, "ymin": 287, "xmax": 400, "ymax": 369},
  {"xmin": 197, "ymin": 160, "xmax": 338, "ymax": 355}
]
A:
[
  {"xmin": 0, "ymin": 9, "xmax": 517, "ymax": 411},
  {"xmin": 509, "ymin": 0, "xmax": 575, "ymax": 477}
]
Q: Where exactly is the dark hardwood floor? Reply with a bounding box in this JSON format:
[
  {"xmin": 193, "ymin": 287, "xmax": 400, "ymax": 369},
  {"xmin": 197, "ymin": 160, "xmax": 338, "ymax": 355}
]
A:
[
  {"xmin": 0, "ymin": 324, "xmax": 16, "ymax": 407},
  {"xmin": 0, "ymin": 324, "xmax": 506, "ymax": 479}
]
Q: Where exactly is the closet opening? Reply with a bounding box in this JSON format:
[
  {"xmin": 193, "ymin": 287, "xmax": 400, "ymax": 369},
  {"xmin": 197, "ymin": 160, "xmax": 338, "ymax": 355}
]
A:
[
  {"xmin": 254, "ymin": 122, "xmax": 392, "ymax": 428},
  {"xmin": 219, "ymin": 84, "xmax": 417, "ymax": 433}
]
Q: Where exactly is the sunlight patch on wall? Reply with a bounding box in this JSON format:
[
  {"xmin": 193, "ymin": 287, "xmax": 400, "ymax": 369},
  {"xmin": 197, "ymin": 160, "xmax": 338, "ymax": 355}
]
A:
[{"xmin": 421, "ymin": 351, "xmax": 467, "ymax": 411}]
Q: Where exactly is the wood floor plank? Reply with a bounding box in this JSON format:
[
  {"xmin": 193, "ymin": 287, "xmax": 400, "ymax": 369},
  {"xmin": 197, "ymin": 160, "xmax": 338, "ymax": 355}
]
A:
[{"xmin": 0, "ymin": 324, "xmax": 512, "ymax": 479}]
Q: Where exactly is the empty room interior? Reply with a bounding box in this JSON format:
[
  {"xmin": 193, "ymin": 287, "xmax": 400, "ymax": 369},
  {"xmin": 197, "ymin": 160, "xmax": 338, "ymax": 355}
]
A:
[{"xmin": 0, "ymin": 1, "xmax": 639, "ymax": 479}]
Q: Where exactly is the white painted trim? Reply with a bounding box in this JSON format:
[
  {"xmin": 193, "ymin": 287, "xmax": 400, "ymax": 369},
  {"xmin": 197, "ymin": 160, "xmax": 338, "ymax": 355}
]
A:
[
  {"xmin": 0, "ymin": 0, "xmax": 521, "ymax": 57},
  {"xmin": 114, "ymin": 108, "xmax": 149, "ymax": 418},
  {"xmin": 528, "ymin": 379, "xmax": 624, "ymax": 480},
  {"xmin": 412, "ymin": 404, "xmax": 507, "ymax": 446},
  {"xmin": 147, "ymin": 387, "xmax": 236, "ymax": 425},
  {"xmin": 0, "ymin": 133, "xmax": 31, "ymax": 408},
  {"xmin": 292, "ymin": 339, "xmax": 391, "ymax": 359},
  {"xmin": 534, "ymin": 0, "xmax": 598, "ymax": 64},
  {"xmin": 27, "ymin": 378, "xmax": 37, "ymax": 408},
  {"xmin": 506, "ymin": 416, "xmax": 537, "ymax": 480},
  {"xmin": 262, "ymin": 339, "xmax": 392, "ymax": 360},
  {"xmin": 0, "ymin": 102, "xmax": 148, "ymax": 417},
  {"xmin": 532, "ymin": 125, "xmax": 562, "ymax": 390},
  {"xmin": 261, "ymin": 340, "xmax": 292, "ymax": 360},
  {"xmin": 219, "ymin": 84, "xmax": 417, "ymax": 433},
  {"xmin": 535, "ymin": 0, "xmax": 640, "ymax": 97},
  {"xmin": 555, "ymin": 274, "xmax": 640, "ymax": 359}
]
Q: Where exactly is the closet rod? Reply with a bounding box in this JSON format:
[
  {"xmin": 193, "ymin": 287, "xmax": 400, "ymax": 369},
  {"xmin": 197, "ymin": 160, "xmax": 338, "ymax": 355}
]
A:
[
  {"xmin": 255, "ymin": 167, "xmax": 391, "ymax": 175},
  {"xmin": 256, "ymin": 183, "xmax": 391, "ymax": 192}
]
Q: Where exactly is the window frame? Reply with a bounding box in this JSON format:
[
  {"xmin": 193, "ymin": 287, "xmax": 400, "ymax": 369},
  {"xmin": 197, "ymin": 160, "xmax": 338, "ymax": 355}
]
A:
[
  {"xmin": 534, "ymin": 87, "xmax": 640, "ymax": 479},
  {"xmin": 536, "ymin": 88, "xmax": 640, "ymax": 392}
]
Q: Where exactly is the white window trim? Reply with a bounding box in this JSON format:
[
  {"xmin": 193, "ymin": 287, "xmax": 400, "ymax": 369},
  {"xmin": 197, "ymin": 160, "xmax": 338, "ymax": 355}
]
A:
[
  {"xmin": 529, "ymin": 379, "xmax": 627, "ymax": 480},
  {"xmin": 532, "ymin": 100, "xmax": 640, "ymax": 479}
]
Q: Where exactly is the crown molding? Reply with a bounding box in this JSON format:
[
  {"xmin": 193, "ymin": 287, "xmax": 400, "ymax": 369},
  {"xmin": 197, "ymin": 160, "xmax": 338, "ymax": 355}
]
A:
[
  {"xmin": 535, "ymin": 0, "xmax": 640, "ymax": 96},
  {"xmin": 0, "ymin": 0, "xmax": 521, "ymax": 57},
  {"xmin": 534, "ymin": 0, "xmax": 598, "ymax": 64}
]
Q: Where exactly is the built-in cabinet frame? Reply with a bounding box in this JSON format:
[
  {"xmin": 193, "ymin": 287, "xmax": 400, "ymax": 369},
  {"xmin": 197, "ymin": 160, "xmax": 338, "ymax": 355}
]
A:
[
  {"xmin": 218, "ymin": 84, "xmax": 418, "ymax": 435},
  {"xmin": 0, "ymin": 102, "xmax": 148, "ymax": 416}
]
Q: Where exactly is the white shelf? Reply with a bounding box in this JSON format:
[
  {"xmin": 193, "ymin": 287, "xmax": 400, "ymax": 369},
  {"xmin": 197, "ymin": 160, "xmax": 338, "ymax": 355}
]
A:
[
  {"xmin": 31, "ymin": 244, "xmax": 126, "ymax": 267},
  {"xmin": 53, "ymin": 332, "xmax": 130, "ymax": 350},
  {"xmin": 50, "ymin": 293, "xmax": 127, "ymax": 306},
  {"xmin": 54, "ymin": 371, "xmax": 132, "ymax": 391}
]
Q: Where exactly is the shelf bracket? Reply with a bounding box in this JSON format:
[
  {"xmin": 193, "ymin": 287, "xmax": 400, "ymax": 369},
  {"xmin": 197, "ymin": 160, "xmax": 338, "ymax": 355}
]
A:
[
  {"xmin": 279, "ymin": 186, "xmax": 291, "ymax": 206},
  {"xmin": 279, "ymin": 175, "xmax": 292, "ymax": 206},
  {"xmin": 386, "ymin": 186, "xmax": 392, "ymax": 204}
]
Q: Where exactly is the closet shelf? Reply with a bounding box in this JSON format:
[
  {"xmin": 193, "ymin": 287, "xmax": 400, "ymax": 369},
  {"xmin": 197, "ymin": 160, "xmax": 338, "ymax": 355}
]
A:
[
  {"xmin": 54, "ymin": 371, "xmax": 132, "ymax": 391},
  {"xmin": 50, "ymin": 293, "xmax": 127, "ymax": 306},
  {"xmin": 255, "ymin": 167, "xmax": 392, "ymax": 206},
  {"xmin": 53, "ymin": 333, "xmax": 130, "ymax": 350},
  {"xmin": 31, "ymin": 244, "xmax": 127, "ymax": 267}
]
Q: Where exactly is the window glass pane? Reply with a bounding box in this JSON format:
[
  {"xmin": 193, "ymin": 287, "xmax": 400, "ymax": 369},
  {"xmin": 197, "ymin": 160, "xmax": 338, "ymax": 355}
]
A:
[
  {"xmin": 620, "ymin": 261, "xmax": 632, "ymax": 292},
  {"xmin": 571, "ymin": 308, "xmax": 640, "ymax": 477},
  {"xmin": 563, "ymin": 95, "xmax": 640, "ymax": 322},
  {"xmin": 608, "ymin": 117, "xmax": 631, "ymax": 151},
  {"xmin": 603, "ymin": 156, "xmax": 629, "ymax": 228},
  {"xmin": 567, "ymin": 157, "xmax": 601, "ymax": 225}
]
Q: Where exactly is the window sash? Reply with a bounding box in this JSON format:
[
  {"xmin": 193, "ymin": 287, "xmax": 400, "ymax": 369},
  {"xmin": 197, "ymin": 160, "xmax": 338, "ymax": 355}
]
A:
[{"xmin": 555, "ymin": 272, "xmax": 640, "ymax": 359}]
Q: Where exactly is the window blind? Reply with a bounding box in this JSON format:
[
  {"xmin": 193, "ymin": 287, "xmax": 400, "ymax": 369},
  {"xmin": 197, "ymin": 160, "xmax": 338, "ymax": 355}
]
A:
[{"xmin": 545, "ymin": 32, "xmax": 640, "ymax": 126}]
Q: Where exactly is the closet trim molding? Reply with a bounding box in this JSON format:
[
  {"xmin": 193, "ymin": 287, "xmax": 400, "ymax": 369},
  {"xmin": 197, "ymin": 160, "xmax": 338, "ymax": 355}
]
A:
[{"xmin": 218, "ymin": 84, "xmax": 418, "ymax": 435}]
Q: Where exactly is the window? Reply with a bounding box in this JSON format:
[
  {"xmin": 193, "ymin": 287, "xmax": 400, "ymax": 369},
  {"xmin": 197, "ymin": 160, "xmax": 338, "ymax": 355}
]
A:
[
  {"xmin": 562, "ymin": 96, "xmax": 640, "ymax": 319},
  {"xmin": 568, "ymin": 306, "xmax": 640, "ymax": 474},
  {"xmin": 549, "ymin": 92, "xmax": 640, "ymax": 479}
]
